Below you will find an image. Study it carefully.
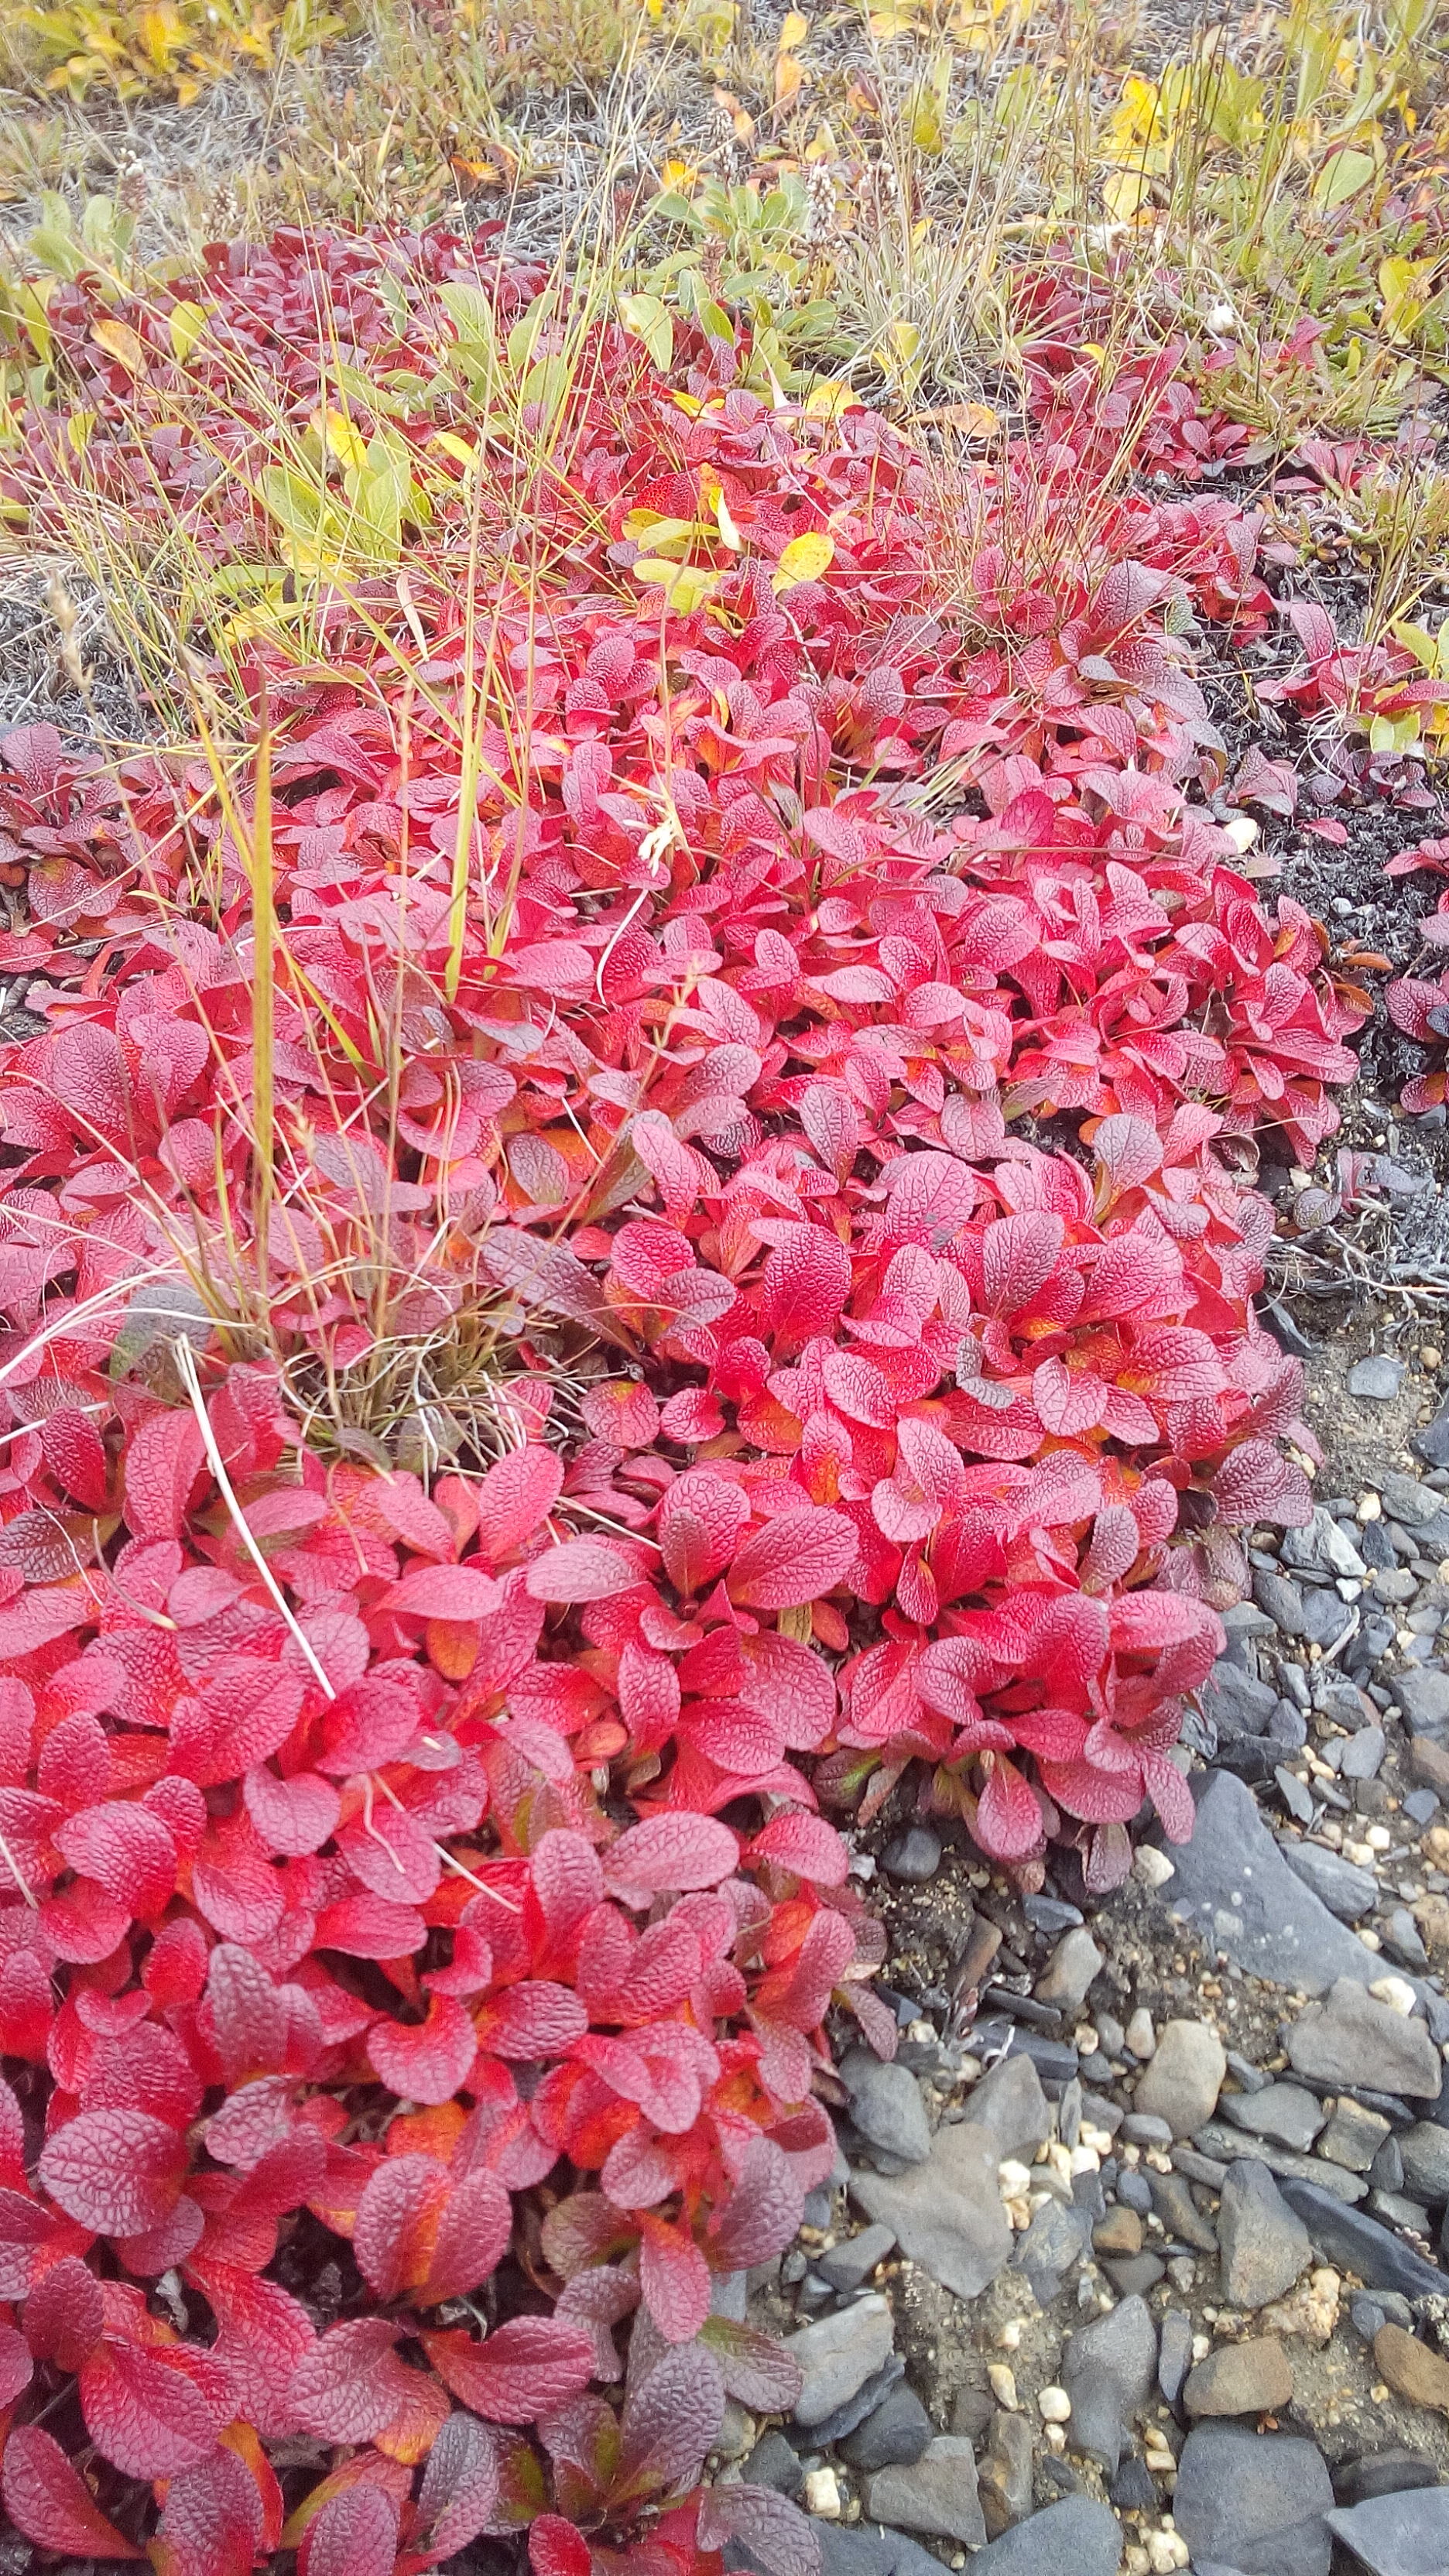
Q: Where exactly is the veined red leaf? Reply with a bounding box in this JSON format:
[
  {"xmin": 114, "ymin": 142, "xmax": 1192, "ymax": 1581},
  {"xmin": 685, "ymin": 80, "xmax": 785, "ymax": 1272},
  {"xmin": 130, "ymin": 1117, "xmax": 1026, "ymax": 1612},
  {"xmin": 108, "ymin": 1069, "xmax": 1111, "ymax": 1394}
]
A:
[
  {"xmin": 1, "ymin": 2424, "xmax": 144, "ymax": 2559},
  {"xmin": 423, "ymin": 2317, "xmax": 594, "ymax": 2424},
  {"xmin": 299, "ymin": 2482, "xmax": 399, "ymax": 2576},
  {"xmin": 603, "ymin": 1813, "xmax": 739, "ymax": 1903},
  {"xmin": 726, "ymin": 1509, "xmax": 856, "ymax": 1609},
  {"xmin": 368, "ymin": 1995, "xmax": 479, "ymax": 2103},
  {"xmin": 39, "ymin": 2108, "xmax": 188, "ymax": 2234},
  {"xmin": 80, "ymin": 2334, "xmax": 232, "ymax": 2477}
]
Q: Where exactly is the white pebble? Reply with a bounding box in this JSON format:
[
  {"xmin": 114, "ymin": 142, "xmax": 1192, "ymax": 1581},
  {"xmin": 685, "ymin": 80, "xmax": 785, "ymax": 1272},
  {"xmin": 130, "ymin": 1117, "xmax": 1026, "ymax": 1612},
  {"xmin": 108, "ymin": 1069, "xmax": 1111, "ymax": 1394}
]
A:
[
  {"xmin": 988, "ymin": 2363, "xmax": 1019, "ymax": 2409},
  {"xmin": 1369, "ymin": 1975, "xmax": 1416, "ymax": 2015},
  {"xmin": 803, "ymin": 2467, "xmax": 841, "ymax": 2519},
  {"xmin": 1038, "ymin": 2386, "xmax": 1071, "ymax": 2422},
  {"xmin": 1133, "ymin": 1848, "xmax": 1175, "ymax": 1889},
  {"xmin": 1044, "ymin": 2422, "xmax": 1067, "ymax": 2452},
  {"xmin": 1191, "ymin": 2333, "xmax": 1211, "ymax": 2362},
  {"xmin": 1358, "ymin": 1928, "xmax": 1383, "ymax": 1951},
  {"xmin": 998, "ymin": 2160, "xmax": 1033, "ymax": 2197},
  {"xmin": 1126, "ymin": 2008, "xmax": 1156, "ymax": 2057},
  {"xmin": 1358, "ymin": 1492, "xmax": 1382, "ymax": 1521},
  {"xmin": 1365, "ymin": 1824, "xmax": 1393, "ymax": 1852}
]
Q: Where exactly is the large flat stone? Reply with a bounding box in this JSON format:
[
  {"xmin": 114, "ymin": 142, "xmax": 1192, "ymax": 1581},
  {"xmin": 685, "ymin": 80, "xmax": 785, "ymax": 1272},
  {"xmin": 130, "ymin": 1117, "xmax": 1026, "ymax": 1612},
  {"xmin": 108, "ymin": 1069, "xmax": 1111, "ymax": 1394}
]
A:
[
  {"xmin": 1173, "ymin": 2427, "xmax": 1333, "ymax": 2576},
  {"xmin": 958, "ymin": 2497, "xmax": 1125, "ymax": 2576},
  {"xmin": 1285, "ymin": 1981, "xmax": 1442, "ymax": 2099},
  {"xmin": 850, "ymin": 2120, "xmax": 1012, "ymax": 2301},
  {"xmin": 787, "ymin": 2296, "xmax": 897, "ymax": 2428},
  {"xmin": 1326, "ymin": 2486, "xmax": 1449, "ymax": 2575},
  {"xmin": 962, "ymin": 2052, "xmax": 1051, "ymax": 2163},
  {"xmin": 1152, "ymin": 1771, "xmax": 1397, "ymax": 1994},
  {"xmin": 1277, "ymin": 2180, "xmax": 1449, "ymax": 2302}
]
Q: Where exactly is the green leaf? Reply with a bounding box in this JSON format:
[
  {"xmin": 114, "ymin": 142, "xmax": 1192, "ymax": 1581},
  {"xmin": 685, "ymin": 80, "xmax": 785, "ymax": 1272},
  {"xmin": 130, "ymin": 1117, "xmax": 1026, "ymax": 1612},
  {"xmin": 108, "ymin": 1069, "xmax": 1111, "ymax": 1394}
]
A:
[
  {"xmin": 1310, "ymin": 145, "xmax": 1379, "ymax": 212},
  {"xmin": 618, "ymin": 291, "xmax": 674, "ymax": 372}
]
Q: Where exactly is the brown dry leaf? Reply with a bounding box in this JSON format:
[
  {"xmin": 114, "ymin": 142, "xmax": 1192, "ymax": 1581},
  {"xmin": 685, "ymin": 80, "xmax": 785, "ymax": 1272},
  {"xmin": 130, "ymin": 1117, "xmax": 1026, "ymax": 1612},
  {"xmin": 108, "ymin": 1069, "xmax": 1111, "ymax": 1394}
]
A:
[
  {"xmin": 915, "ymin": 401, "xmax": 1002, "ymax": 437},
  {"xmin": 450, "ymin": 146, "xmax": 523, "ymax": 191},
  {"xmin": 775, "ymin": 50, "xmax": 805, "ymax": 108}
]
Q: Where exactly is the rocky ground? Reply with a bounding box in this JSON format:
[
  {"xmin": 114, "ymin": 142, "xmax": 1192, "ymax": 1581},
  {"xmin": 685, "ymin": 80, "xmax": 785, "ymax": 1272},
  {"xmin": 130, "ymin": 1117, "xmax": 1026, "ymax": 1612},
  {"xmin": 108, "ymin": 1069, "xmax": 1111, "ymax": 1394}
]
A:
[{"xmin": 707, "ymin": 1368, "xmax": 1449, "ymax": 2575}]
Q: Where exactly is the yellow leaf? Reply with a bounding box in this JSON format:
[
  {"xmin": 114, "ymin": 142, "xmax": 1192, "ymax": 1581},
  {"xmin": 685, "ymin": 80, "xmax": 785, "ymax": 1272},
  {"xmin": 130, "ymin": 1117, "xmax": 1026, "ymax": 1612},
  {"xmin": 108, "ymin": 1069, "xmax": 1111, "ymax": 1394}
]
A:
[
  {"xmin": 317, "ymin": 409, "xmax": 368, "ymax": 472},
  {"xmin": 772, "ymin": 530, "xmax": 834, "ymax": 593},
  {"xmin": 1379, "ymin": 253, "xmax": 1434, "ymax": 340},
  {"xmin": 1101, "ymin": 167, "xmax": 1151, "ymax": 222},
  {"xmin": 712, "ymin": 485, "xmax": 742, "ymax": 550},
  {"xmin": 921, "ymin": 400, "xmax": 1000, "ymax": 437},
  {"xmin": 91, "ymin": 317, "xmax": 145, "ymax": 376},
  {"xmin": 433, "ymin": 431, "xmax": 478, "ymax": 468},
  {"xmin": 618, "ymin": 290, "xmax": 673, "ymax": 372},
  {"xmin": 66, "ymin": 409, "xmax": 95, "ymax": 454},
  {"xmin": 779, "ymin": 9, "xmax": 809, "ymax": 43},
  {"xmin": 775, "ymin": 50, "xmax": 803, "ymax": 108},
  {"xmin": 167, "ymin": 298, "xmax": 207, "ymax": 362},
  {"xmin": 634, "ymin": 560, "xmax": 721, "ymax": 611},
  {"xmin": 803, "ymin": 379, "xmax": 858, "ymax": 419}
]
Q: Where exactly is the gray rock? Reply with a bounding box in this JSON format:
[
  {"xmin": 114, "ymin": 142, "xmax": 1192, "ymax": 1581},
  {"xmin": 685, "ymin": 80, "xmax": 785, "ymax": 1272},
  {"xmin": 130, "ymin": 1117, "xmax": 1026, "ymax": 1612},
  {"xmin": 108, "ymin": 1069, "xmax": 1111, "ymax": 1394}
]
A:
[
  {"xmin": 1285, "ymin": 1981, "xmax": 1442, "ymax": 2099},
  {"xmin": 1133, "ymin": 2016, "xmax": 1225, "ymax": 2138},
  {"xmin": 1351, "ymin": 1358, "xmax": 1405, "ymax": 1400},
  {"xmin": 1157, "ymin": 1771, "xmax": 1393, "ymax": 1992},
  {"xmin": 1280, "ymin": 1840, "xmax": 1381, "ymax": 1920},
  {"xmin": 1059, "ymin": 2293, "xmax": 1156, "ymax": 2472},
  {"xmin": 1184, "ymin": 2335, "xmax": 1294, "ymax": 2417},
  {"xmin": 868, "ymin": 2437, "xmax": 987, "ymax": 2547},
  {"xmin": 1220, "ymin": 2081, "xmax": 1326, "ymax": 2153},
  {"xmin": 787, "ymin": 2295, "xmax": 897, "ymax": 2427},
  {"xmin": 1159, "ymin": 2306, "xmax": 1194, "ymax": 2409},
  {"xmin": 1372, "ymin": 2138, "xmax": 1406, "ymax": 2194},
  {"xmin": 1122, "ymin": 2112, "xmax": 1174, "ymax": 2146},
  {"xmin": 1218, "ymin": 2159, "xmax": 1311, "ymax": 2307},
  {"xmin": 1173, "ymin": 2427, "xmax": 1333, "ymax": 2576},
  {"xmin": 1277, "ymin": 2180, "xmax": 1449, "ymax": 2300},
  {"xmin": 1024, "ymin": 1895, "xmax": 1084, "ymax": 1934},
  {"xmin": 1149, "ymin": 2167, "xmax": 1218, "ymax": 2252},
  {"xmin": 842, "ymin": 2049, "xmax": 932, "ymax": 2167},
  {"xmin": 978, "ymin": 2409, "xmax": 1033, "ymax": 2537},
  {"xmin": 818, "ymin": 2223, "xmax": 899, "ymax": 2292},
  {"xmin": 1414, "ymin": 1395, "xmax": 1449, "ymax": 1470},
  {"xmin": 1400, "ymin": 2123, "xmax": 1449, "ymax": 2202},
  {"xmin": 743, "ymin": 2430, "xmax": 803, "ymax": 2494},
  {"xmin": 1277, "ymin": 1765, "xmax": 1315, "ymax": 1824},
  {"xmin": 1326, "ymin": 2486, "xmax": 1449, "ymax": 2574},
  {"xmin": 1383, "ymin": 1472, "xmax": 1442, "ymax": 1526},
  {"xmin": 963, "ymin": 2053, "xmax": 1052, "ymax": 2163},
  {"xmin": 1034, "ymin": 1926, "xmax": 1103, "ymax": 2012},
  {"xmin": 1394, "ymin": 1667, "xmax": 1449, "ymax": 1735},
  {"xmin": 1103, "ymin": 2250, "xmax": 1166, "ymax": 2297},
  {"xmin": 1201, "ymin": 1661, "xmax": 1281, "ymax": 1741},
  {"xmin": 1256, "ymin": 1571, "xmax": 1308, "ymax": 1635},
  {"xmin": 850, "ymin": 2123, "xmax": 1012, "ymax": 2301},
  {"xmin": 1015, "ymin": 2197, "xmax": 1091, "ymax": 2304},
  {"xmin": 1194, "ymin": 2121, "xmax": 1369, "ymax": 2203},
  {"xmin": 819, "ymin": 2530, "xmax": 954, "ymax": 2576},
  {"xmin": 1110, "ymin": 2454, "xmax": 1158, "ymax": 2513},
  {"xmin": 841, "ymin": 2385, "xmax": 933, "ymax": 2472},
  {"xmin": 1343, "ymin": 1727, "xmax": 1388, "ymax": 1781},
  {"xmin": 1386, "ymin": 1910, "xmax": 1430, "ymax": 1970},
  {"xmin": 1351, "ymin": 2295, "xmax": 1389, "ymax": 2342},
  {"xmin": 810, "ymin": 2357, "xmax": 907, "ymax": 2447},
  {"xmin": 881, "ymin": 1827, "xmax": 941, "ymax": 1884},
  {"xmin": 1318, "ymin": 2098, "xmax": 1393, "ymax": 2173},
  {"xmin": 1302, "ymin": 1588, "xmax": 1355, "ymax": 1648},
  {"xmin": 1333, "ymin": 2452, "xmax": 1440, "ymax": 2506},
  {"xmin": 959, "ymin": 2498, "xmax": 1125, "ymax": 2576},
  {"xmin": 1405, "ymin": 1788, "xmax": 1441, "ymax": 1827}
]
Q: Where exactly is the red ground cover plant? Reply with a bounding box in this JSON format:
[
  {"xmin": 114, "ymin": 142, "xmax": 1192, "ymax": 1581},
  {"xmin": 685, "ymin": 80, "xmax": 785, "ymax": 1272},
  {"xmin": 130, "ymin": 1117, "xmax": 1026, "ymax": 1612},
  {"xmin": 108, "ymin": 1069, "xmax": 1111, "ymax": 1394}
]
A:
[{"xmin": 0, "ymin": 223, "xmax": 1366, "ymax": 2570}]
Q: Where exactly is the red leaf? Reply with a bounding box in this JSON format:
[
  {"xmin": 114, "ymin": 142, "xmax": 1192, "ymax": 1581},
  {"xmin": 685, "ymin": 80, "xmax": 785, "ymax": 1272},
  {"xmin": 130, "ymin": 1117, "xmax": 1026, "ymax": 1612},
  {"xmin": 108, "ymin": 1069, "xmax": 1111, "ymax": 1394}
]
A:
[
  {"xmin": 353, "ymin": 2153, "xmax": 450, "ymax": 2300},
  {"xmin": 473, "ymin": 1444, "xmax": 567, "ymax": 1557},
  {"xmin": 299, "ymin": 2483, "xmax": 399, "ymax": 2576},
  {"xmin": 415, "ymin": 2411, "xmax": 501, "ymax": 2557},
  {"xmin": 423, "ymin": 2167, "xmax": 513, "ymax": 2301},
  {"xmin": 55, "ymin": 1800, "xmax": 177, "ymax": 1917},
  {"xmin": 314, "ymin": 1893, "xmax": 427, "ymax": 1958},
  {"xmin": 186, "ymin": 2258, "xmax": 315, "ymax": 2436},
  {"xmin": 382, "ymin": 1564, "xmax": 503, "ymax": 1621},
  {"xmin": 975, "ymin": 1754, "xmax": 1044, "ymax": 1862},
  {"xmin": 726, "ymin": 1509, "xmax": 856, "ymax": 1609},
  {"xmin": 314, "ymin": 1675, "xmax": 421, "ymax": 1775},
  {"xmin": 80, "ymin": 2334, "xmax": 232, "ymax": 2476},
  {"xmin": 760, "ymin": 1227, "xmax": 851, "ymax": 1353},
  {"xmin": 0, "ymin": 2317, "xmax": 33, "ymax": 2406},
  {"xmin": 529, "ymin": 2516, "xmax": 593, "ymax": 2576},
  {"xmin": 123, "ymin": 1412, "xmax": 207, "ymax": 1540},
  {"xmin": 657, "ymin": 1471, "xmax": 750, "ymax": 1594},
  {"xmin": 748, "ymin": 1811, "xmax": 848, "ymax": 1885},
  {"xmin": 289, "ymin": 2319, "xmax": 414, "ymax": 2443},
  {"xmin": 368, "ymin": 1995, "xmax": 479, "ymax": 2103},
  {"xmin": 639, "ymin": 2212, "xmax": 711, "ymax": 2343},
  {"xmin": 156, "ymin": 2444, "xmax": 265, "ymax": 2576},
  {"xmin": 473, "ymin": 1980, "xmax": 587, "ymax": 2060},
  {"xmin": 22, "ymin": 2249, "xmax": 103, "ymax": 2367},
  {"xmin": 1, "ymin": 2424, "xmax": 145, "ymax": 2559},
  {"xmin": 39, "ymin": 2108, "xmax": 188, "ymax": 2234},
  {"xmin": 697, "ymin": 2483, "xmax": 821, "ymax": 2576},
  {"xmin": 617, "ymin": 2342, "xmax": 725, "ymax": 2501},
  {"xmin": 525, "ymin": 1536, "xmax": 644, "ymax": 1602},
  {"xmin": 603, "ymin": 1813, "xmax": 739, "ymax": 1903},
  {"xmin": 423, "ymin": 2317, "xmax": 594, "ymax": 2424},
  {"xmin": 41, "ymin": 1407, "xmax": 110, "ymax": 1509}
]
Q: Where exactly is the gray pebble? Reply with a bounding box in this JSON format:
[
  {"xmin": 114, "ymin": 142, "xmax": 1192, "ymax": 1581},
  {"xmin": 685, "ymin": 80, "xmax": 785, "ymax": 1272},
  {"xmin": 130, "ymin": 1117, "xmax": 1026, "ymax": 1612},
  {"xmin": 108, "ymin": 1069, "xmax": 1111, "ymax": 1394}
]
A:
[
  {"xmin": 1255, "ymin": 1571, "xmax": 1308, "ymax": 1634},
  {"xmin": 1349, "ymin": 1358, "xmax": 1405, "ymax": 1400},
  {"xmin": 841, "ymin": 2383, "xmax": 933, "ymax": 2472},
  {"xmin": 1341, "ymin": 1726, "xmax": 1387, "ymax": 1781},
  {"xmin": 817, "ymin": 2223, "xmax": 898, "ymax": 2292},
  {"xmin": 1158, "ymin": 2306, "xmax": 1194, "ymax": 2409},
  {"xmin": 1327, "ymin": 2485, "xmax": 1449, "ymax": 2574},
  {"xmin": 882, "ymin": 1826, "xmax": 942, "ymax": 1884},
  {"xmin": 745, "ymin": 2430, "xmax": 805, "ymax": 2493},
  {"xmin": 842, "ymin": 2049, "xmax": 932, "ymax": 2167}
]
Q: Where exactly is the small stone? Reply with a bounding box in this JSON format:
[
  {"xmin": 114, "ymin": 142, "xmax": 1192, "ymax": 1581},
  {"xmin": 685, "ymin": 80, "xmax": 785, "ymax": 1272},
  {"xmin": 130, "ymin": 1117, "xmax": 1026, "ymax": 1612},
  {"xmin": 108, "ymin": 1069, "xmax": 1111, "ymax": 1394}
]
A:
[
  {"xmin": 882, "ymin": 1826, "xmax": 942, "ymax": 1884},
  {"xmin": 1133, "ymin": 2018, "xmax": 1226, "ymax": 2138},
  {"xmin": 841, "ymin": 2384, "xmax": 933, "ymax": 2472},
  {"xmin": 1184, "ymin": 2335, "xmax": 1294, "ymax": 2417},
  {"xmin": 1218, "ymin": 2160, "xmax": 1311, "ymax": 2308},
  {"xmin": 963, "ymin": 2054, "xmax": 1053, "ymax": 2163},
  {"xmin": 1259, "ymin": 2266, "xmax": 1341, "ymax": 2346},
  {"xmin": 956, "ymin": 2496, "xmax": 1125, "ymax": 2576},
  {"xmin": 1220, "ymin": 2081, "xmax": 1325, "ymax": 2153},
  {"xmin": 1326, "ymin": 2487, "xmax": 1449, "ymax": 2575},
  {"xmin": 1410, "ymin": 1736, "xmax": 1449, "ymax": 1795},
  {"xmin": 842, "ymin": 2049, "xmax": 932, "ymax": 2167},
  {"xmin": 1035, "ymin": 1926, "xmax": 1104, "ymax": 2012},
  {"xmin": 1351, "ymin": 1358, "xmax": 1406, "ymax": 1401},
  {"xmin": 1400, "ymin": 2122, "xmax": 1449, "ymax": 2201},
  {"xmin": 1286, "ymin": 1980, "xmax": 1442, "ymax": 2098},
  {"xmin": 809, "ymin": 2355, "xmax": 907, "ymax": 2448},
  {"xmin": 1373, "ymin": 2322, "xmax": 1449, "ymax": 2417},
  {"xmin": 1149, "ymin": 2167, "xmax": 1218, "ymax": 2253},
  {"xmin": 1343, "ymin": 1727, "xmax": 1387, "ymax": 1781},
  {"xmin": 745, "ymin": 2431, "xmax": 804, "ymax": 2495},
  {"xmin": 1382, "ymin": 1471, "xmax": 1442, "ymax": 1526},
  {"xmin": 1281, "ymin": 1838, "xmax": 1380, "ymax": 1920},
  {"xmin": 1394, "ymin": 1667, "xmax": 1449, "ymax": 1735},
  {"xmin": 788, "ymin": 2296, "xmax": 897, "ymax": 2427},
  {"xmin": 950, "ymin": 2385, "xmax": 994, "ymax": 2441},
  {"xmin": 1126, "ymin": 2007, "xmax": 1156, "ymax": 2059},
  {"xmin": 978, "ymin": 2408, "xmax": 1033, "ymax": 2537},
  {"xmin": 868, "ymin": 2437, "xmax": 988, "ymax": 2547},
  {"xmin": 1133, "ymin": 1846, "xmax": 1175, "ymax": 1889},
  {"xmin": 1094, "ymin": 2204, "xmax": 1144, "ymax": 2256},
  {"xmin": 1023, "ymin": 1894, "xmax": 1084, "ymax": 1935},
  {"xmin": 1162, "ymin": 1771, "xmax": 1395, "ymax": 1992},
  {"xmin": 1277, "ymin": 1766, "xmax": 1315, "ymax": 1824},
  {"xmin": 1037, "ymin": 2385, "xmax": 1070, "ymax": 2423},
  {"xmin": 1015, "ymin": 2196, "xmax": 1091, "ymax": 2304},
  {"xmin": 1332, "ymin": 2449, "xmax": 1440, "ymax": 2505},
  {"xmin": 1103, "ymin": 2251, "xmax": 1167, "ymax": 2297},
  {"xmin": 1351, "ymin": 2293, "xmax": 1389, "ymax": 2341},
  {"xmin": 849, "ymin": 2121, "xmax": 1015, "ymax": 2302},
  {"xmin": 1158, "ymin": 2307, "xmax": 1194, "ymax": 2409},
  {"xmin": 1404, "ymin": 1788, "xmax": 1442, "ymax": 1828},
  {"xmin": 803, "ymin": 2465, "xmax": 842, "ymax": 2519},
  {"xmin": 1255, "ymin": 1570, "xmax": 1309, "ymax": 1633},
  {"xmin": 1059, "ymin": 2291, "xmax": 1157, "ymax": 2472},
  {"xmin": 1110, "ymin": 2454, "xmax": 1158, "ymax": 2513},
  {"xmin": 987, "ymin": 2363, "xmax": 1017, "ymax": 2410},
  {"xmin": 1122, "ymin": 2112, "xmax": 1174, "ymax": 2146},
  {"xmin": 1317, "ymin": 2098, "xmax": 1392, "ymax": 2173},
  {"xmin": 818, "ymin": 2224, "xmax": 899, "ymax": 2292},
  {"xmin": 1277, "ymin": 2180, "xmax": 1449, "ymax": 2301}
]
